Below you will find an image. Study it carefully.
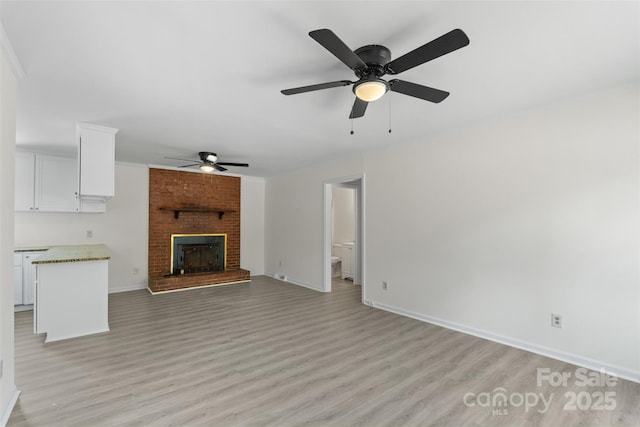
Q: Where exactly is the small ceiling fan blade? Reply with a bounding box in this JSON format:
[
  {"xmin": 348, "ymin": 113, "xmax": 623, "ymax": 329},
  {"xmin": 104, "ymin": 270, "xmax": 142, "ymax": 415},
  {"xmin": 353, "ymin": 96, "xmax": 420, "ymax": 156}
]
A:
[
  {"xmin": 217, "ymin": 162, "xmax": 249, "ymax": 167},
  {"xmin": 165, "ymin": 156, "xmax": 199, "ymax": 163},
  {"xmin": 178, "ymin": 163, "xmax": 200, "ymax": 168},
  {"xmin": 213, "ymin": 164, "xmax": 228, "ymax": 172},
  {"xmin": 349, "ymin": 97, "xmax": 368, "ymax": 119},
  {"xmin": 281, "ymin": 80, "xmax": 353, "ymax": 95},
  {"xmin": 309, "ymin": 29, "xmax": 367, "ymax": 70},
  {"xmin": 389, "ymin": 79, "xmax": 450, "ymax": 103},
  {"xmin": 385, "ymin": 29, "xmax": 469, "ymax": 75}
]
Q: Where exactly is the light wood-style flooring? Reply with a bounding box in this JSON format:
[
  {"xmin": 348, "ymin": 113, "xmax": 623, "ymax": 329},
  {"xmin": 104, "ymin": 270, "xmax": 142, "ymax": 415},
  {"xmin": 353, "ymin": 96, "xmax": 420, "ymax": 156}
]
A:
[{"xmin": 9, "ymin": 276, "xmax": 640, "ymax": 426}]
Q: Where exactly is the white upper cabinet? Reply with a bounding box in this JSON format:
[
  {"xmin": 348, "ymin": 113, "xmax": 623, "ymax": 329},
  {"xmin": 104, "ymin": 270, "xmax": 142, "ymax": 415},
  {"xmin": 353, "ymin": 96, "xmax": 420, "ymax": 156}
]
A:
[
  {"xmin": 77, "ymin": 123, "xmax": 118, "ymax": 200},
  {"xmin": 15, "ymin": 151, "xmax": 78, "ymax": 212},
  {"xmin": 35, "ymin": 154, "xmax": 78, "ymax": 212},
  {"xmin": 15, "ymin": 151, "xmax": 35, "ymax": 211},
  {"xmin": 14, "ymin": 123, "xmax": 118, "ymax": 214}
]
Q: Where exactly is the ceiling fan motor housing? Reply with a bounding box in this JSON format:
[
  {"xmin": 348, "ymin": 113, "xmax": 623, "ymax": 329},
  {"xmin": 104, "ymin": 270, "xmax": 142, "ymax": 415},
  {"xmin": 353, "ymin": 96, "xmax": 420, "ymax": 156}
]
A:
[
  {"xmin": 351, "ymin": 45, "xmax": 392, "ymax": 101},
  {"xmin": 199, "ymin": 151, "xmax": 217, "ymax": 162},
  {"xmin": 354, "ymin": 45, "xmax": 391, "ymax": 79}
]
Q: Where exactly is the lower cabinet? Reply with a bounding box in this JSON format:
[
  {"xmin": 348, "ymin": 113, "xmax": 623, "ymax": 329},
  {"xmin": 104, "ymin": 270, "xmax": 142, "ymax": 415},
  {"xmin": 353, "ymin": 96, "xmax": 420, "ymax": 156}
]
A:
[
  {"xmin": 14, "ymin": 251, "xmax": 46, "ymax": 307},
  {"xmin": 341, "ymin": 244, "xmax": 355, "ymax": 280},
  {"xmin": 13, "ymin": 254, "xmax": 23, "ymax": 305}
]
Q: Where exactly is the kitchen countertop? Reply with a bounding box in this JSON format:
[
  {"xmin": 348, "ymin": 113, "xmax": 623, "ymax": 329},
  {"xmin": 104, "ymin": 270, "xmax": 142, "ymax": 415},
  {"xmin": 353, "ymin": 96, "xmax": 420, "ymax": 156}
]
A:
[
  {"xmin": 15, "ymin": 246, "xmax": 50, "ymax": 252},
  {"xmin": 31, "ymin": 244, "xmax": 110, "ymax": 264}
]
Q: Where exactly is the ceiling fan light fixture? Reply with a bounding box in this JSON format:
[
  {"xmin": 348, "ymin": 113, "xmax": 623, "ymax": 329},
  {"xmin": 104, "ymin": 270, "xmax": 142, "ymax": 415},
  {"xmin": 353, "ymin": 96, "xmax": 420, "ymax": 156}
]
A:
[
  {"xmin": 200, "ymin": 163, "xmax": 215, "ymax": 173},
  {"xmin": 354, "ymin": 78, "xmax": 388, "ymax": 102}
]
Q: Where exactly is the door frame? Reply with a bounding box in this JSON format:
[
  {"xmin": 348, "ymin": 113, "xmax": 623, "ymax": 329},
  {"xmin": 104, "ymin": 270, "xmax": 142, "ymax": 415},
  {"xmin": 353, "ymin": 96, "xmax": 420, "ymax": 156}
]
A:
[{"xmin": 323, "ymin": 174, "xmax": 365, "ymax": 302}]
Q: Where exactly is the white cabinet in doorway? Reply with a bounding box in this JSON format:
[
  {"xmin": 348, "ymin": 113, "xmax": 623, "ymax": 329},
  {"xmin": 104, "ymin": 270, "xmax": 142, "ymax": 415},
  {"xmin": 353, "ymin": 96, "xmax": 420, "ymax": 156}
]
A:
[{"xmin": 339, "ymin": 243, "xmax": 355, "ymax": 280}]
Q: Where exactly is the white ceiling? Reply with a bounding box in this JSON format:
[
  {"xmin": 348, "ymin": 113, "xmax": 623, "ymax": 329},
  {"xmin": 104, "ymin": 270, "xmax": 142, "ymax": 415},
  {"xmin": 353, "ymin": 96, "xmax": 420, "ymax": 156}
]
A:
[{"xmin": 2, "ymin": 1, "xmax": 638, "ymax": 177}]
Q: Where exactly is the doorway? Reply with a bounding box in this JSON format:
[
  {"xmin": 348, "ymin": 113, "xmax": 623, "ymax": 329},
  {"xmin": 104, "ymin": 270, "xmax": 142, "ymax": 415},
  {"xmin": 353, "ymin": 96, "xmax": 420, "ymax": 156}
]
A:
[{"xmin": 323, "ymin": 175, "xmax": 364, "ymax": 301}]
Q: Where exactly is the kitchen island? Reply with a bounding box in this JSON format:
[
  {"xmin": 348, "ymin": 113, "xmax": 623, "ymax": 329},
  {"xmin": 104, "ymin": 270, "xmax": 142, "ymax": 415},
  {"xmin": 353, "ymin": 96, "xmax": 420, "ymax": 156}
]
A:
[{"xmin": 32, "ymin": 244, "xmax": 110, "ymax": 342}]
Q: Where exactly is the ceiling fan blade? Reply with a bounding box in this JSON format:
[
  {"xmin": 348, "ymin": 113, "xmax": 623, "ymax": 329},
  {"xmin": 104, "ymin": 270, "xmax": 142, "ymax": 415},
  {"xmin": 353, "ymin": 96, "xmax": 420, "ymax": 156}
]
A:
[
  {"xmin": 178, "ymin": 163, "xmax": 200, "ymax": 168},
  {"xmin": 217, "ymin": 162, "xmax": 249, "ymax": 167},
  {"xmin": 385, "ymin": 29, "xmax": 469, "ymax": 75},
  {"xmin": 213, "ymin": 164, "xmax": 228, "ymax": 172},
  {"xmin": 349, "ymin": 97, "xmax": 368, "ymax": 119},
  {"xmin": 309, "ymin": 29, "xmax": 367, "ymax": 70},
  {"xmin": 165, "ymin": 156, "xmax": 199, "ymax": 163},
  {"xmin": 281, "ymin": 80, "xmax": 353, "ymax": 95},
  {"xmin": 389, "ymin": 79, "xmax": 450, "ymax": 103}
]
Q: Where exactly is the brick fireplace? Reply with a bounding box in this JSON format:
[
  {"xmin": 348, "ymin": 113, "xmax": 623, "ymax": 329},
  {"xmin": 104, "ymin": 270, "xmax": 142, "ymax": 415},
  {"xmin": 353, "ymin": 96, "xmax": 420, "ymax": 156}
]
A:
[{"xmin": 148, "ymin": 167, "xmax": 250, "ymax": 292}]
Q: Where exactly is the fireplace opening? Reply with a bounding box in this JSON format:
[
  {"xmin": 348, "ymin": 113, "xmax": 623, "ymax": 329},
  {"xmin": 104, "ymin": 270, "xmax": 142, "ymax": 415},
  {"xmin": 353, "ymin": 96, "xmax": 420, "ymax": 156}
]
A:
[{"xmin": 171, "ymin": 234, "xmax": 226, "ymax": 275}]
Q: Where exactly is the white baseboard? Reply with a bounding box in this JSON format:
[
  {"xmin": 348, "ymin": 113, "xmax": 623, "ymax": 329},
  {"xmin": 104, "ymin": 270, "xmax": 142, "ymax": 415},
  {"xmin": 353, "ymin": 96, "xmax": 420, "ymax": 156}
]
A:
[
  {"xmin": 264, "ymin": 273, "xmax": 326, "ymax": 293},
  {"xmin": 1, "ymin": 389, "xmax": 20, "ymax": 427},
  {"xmin": 372, "ymin": 301, "xmax": 640, "ymax": 384},
  {"xmin": 108, "ymin": 283, "xmax": 148, "ymax": 294}
]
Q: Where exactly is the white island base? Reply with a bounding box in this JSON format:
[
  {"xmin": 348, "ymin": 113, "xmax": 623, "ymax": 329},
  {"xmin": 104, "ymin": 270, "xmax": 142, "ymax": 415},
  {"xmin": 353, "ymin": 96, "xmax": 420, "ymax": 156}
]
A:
[{"xmin": 34, "ymin": 246, "xmax": 110, "ymax": 342}]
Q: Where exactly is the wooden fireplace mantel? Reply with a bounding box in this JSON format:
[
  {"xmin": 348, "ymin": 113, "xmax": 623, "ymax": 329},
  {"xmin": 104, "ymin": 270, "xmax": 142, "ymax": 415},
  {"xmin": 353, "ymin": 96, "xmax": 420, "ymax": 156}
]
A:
[{"xmin": 159, "ymin": 207, "xmax": 236, "ymax": 220}]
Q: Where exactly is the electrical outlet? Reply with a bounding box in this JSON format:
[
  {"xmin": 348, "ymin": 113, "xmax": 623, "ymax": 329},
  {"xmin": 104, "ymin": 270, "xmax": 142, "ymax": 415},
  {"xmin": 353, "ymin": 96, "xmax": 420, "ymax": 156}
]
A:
[
  {"xmin": 86, "ymin": 230, "xmax": 93, "ymax": 238},
  {"xmin": 279, "ymin": 260, "xmax": 282, "ymax": 267},
  {"xmin": 551, "ymin": 313, "xmax": 562, "ymax": 328},
  {"xmin": 382, "ymin": 281, "xmax": 388, "ymax": 290}
]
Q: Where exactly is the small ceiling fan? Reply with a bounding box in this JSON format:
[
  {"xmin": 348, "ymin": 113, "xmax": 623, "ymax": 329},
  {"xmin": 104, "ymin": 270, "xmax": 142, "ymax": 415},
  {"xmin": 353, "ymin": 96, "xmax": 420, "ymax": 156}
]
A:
[
  {"xmin": 166, "ymin": 152, "xmax": 249, "ymax": 173},
  {"xmin": 281, "ymin": 28, "xmax": 469, "ymax": 118}
]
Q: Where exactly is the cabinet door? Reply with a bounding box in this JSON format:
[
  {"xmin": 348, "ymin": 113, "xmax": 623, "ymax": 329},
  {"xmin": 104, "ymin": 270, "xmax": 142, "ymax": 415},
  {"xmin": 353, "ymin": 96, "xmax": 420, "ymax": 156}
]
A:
[
  {"xmin": 341, "ymin": 247, "xmax": 353, "ymax": 279},
  {"xmin": 22, "ymin": 252, "xmax": 44, "ymax": 305},
  {"xmin": 79, "ymin": 129, "xmax": 115, "ymax": 198},
  {"xmin": 14, "ymin": 253, "xmax": 23, "ymax": 305},
  {"xmin": 15, "ymin": 151, "xmax": 35, "ymax": 211},
  {"xmin": 35, "ymin": 155, "xmax": 78, "ymax": 212}
]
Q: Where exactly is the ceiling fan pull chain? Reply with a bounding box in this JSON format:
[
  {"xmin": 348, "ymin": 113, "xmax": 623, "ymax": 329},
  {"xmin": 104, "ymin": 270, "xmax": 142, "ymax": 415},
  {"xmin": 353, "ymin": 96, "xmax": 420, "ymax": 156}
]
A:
[
  {"xmin": 388, "ymin": 93, "xmax": 392, "ymax": 134},
  {"xmin": 349, "ymin": 91, "xmax": 355, "ymax": 135}
]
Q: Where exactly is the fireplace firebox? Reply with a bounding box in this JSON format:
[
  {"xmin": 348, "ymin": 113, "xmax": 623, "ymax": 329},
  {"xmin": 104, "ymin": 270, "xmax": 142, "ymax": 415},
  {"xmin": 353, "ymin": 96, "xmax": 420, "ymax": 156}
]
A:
[{"xmin": 171, "ymin": 234, "xmax": 226, "ymax": 275}]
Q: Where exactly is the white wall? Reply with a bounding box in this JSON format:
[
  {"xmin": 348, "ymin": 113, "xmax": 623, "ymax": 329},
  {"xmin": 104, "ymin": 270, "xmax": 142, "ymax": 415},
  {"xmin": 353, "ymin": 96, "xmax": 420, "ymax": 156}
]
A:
[
  {"xmin": 15, "ymin": 163, "xmax": 149, "ymax": 293},
  {"xmin": 332, "ymin": 186, "xmax": 355, "ymax": 246},
  {"xmin": 265, "ymin": 83, "xmax": 640, "ymax": 380},
  {"xmin": 241, "ymin": 176, "xmax": 265, "ymax": 275},
  {"xmin": 0, "ymin": 47, "xmax": 19, "ymax": 426},
  {"xmin": 265, "ymin": 158, "xmax": 363, "ymax": 290}
]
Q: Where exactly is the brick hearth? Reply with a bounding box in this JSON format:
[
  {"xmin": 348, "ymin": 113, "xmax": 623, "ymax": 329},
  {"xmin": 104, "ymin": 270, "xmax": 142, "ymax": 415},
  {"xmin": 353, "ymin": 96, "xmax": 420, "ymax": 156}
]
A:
[
  {"xmin": 148, "ymin": 167, "xmax": 249, "ymax": 292},
  {"xmin": 149, "ymin": 269, "xmax": 251, "ymax": 293}
]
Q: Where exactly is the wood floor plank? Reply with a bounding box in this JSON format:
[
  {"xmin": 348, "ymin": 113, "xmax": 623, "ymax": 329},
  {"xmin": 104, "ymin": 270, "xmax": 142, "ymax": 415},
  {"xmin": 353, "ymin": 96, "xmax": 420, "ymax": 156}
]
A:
[{"xmin": 8, "ymin": 276, "xmax": 640, "ymax": 426}]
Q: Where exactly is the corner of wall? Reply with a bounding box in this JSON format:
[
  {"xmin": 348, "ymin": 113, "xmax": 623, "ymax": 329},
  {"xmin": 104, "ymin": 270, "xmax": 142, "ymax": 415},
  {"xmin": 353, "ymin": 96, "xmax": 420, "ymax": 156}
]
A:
[{"xmin": 0, "ymin": 44, "xmax": 19, "ymax": 426}]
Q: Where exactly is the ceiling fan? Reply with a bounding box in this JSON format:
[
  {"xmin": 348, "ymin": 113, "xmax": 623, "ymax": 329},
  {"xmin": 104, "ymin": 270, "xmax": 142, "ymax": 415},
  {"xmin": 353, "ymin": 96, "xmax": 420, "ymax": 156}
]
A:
[
  {"xmin": 281, "ymin": 28, "xmax": 469, "ymax": 118},
  {"xmin": 166, "ymin": 152, "xmax": 249, "ymax": 173}
]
